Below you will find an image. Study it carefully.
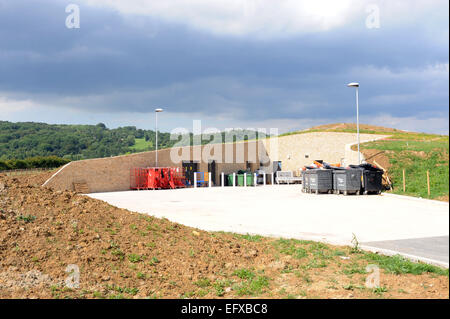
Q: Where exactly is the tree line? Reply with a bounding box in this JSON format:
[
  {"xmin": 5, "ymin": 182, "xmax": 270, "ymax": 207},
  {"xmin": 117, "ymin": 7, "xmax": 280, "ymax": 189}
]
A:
[
  {"xmin": 0, "ymin": 156, "xmax": 71, "ymax": 171},
  {"xmin": 0, "ymin": 121, "xmax": 176, "ymax": 161},
  {"xmin": 0, "ymin": 121, "xmax": 268, "ymax": 166}
]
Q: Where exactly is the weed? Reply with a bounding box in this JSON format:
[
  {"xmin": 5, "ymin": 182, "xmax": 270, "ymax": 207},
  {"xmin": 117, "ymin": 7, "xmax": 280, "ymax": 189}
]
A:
[
  {"xmin": 273, "ymin": 239, "xmax": 308, "ymax": 259},
  {"xmin": 146, "ymin": 242, "xmax": 156, "ymax": 249},
  {"xmin": 333, "ymin": 250, "xmax": 346, "ymax": 256},
  {"xmin": 149, "ymin": 257, "xmax": 160, "ymax": 266},
  {"xmin": 93, "ymin": 291, "xmax": 103, "ymax": 298},
  {"xmin": 342, "ymin": 263, "xmax": 367, "ymax": 275},
  {"xmin": 16, "ymin": 214, "xmax": 36, "ymax": 223},
  {"xmin": 127, "ymin": 254, "xmax": 143, "ymax": 263},
  {"xmin": 233, "ymin": 268, "xmax": 255, "ymax": 280},
  {"xmin": 194, "ymin": 278, "xmax": 211, "ymax": 288},
  {"xmin": 137, "ymin": 272, "xmax": 146, "ymax": 279},
  {"xmin": 124, "ymin": 287, "xmax": 139, "ymax": 295},
  {"xmin": 343, "ymin": 284, "xmax": 365, "ymax": 291},
  {"xmin": 350, "ymin": 233, "xmax": 361, "ymax": 254},
  {"xmin": 213, "ymin": 279, "xmax": 232, "ymax": 297},
  {"xmin": 196, "ymin": 289, "xmax": 208, "ymax": 297},
  {"xmin": 372, "ymin": 286, "xmax": 388, "ymax": 295},
  {"xmin": 307, "ymin": 259, "xmax": 328, "ymax": 269},
  {"xmin": 234, "ymin": 233, "xmax": 263, "ymax": 242},
  {"xmin": 233, "ymin": 276, "xmax": 269, "ymax": 296},
  {"xmin": 111, "ymin": 248, "xmax": 125, "ymax": 260},
  {"xmin": 281, "ymin": 265, "xmax": 294, "ymax": 274},
  {"xmin": 181, "ymin": 291, "xmax": 195, "ymax": 299}
]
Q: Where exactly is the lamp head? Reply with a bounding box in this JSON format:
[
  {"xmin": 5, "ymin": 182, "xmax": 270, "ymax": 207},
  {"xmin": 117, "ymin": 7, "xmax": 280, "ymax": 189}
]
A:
[
  {"xmin": 155, "ymin": 108, "xmax": 163, "ymax": 112},
  {"xmin": 347, "ymin": 82, "xmax": 359, "ymax": 88}
]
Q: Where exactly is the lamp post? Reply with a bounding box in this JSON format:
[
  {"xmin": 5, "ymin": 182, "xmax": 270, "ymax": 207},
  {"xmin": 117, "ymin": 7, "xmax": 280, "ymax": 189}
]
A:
[
  {"xmin": 155, "ymin": 108, "xmax": 163, "ymax": 167},
  {"xmin": 347, "ymin": 82, "xmax": 360, "ymax": 164}
]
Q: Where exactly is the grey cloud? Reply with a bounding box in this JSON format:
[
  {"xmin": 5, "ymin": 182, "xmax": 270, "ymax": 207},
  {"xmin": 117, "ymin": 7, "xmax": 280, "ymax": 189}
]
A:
[{"xmin": 0, "ymin": 0, "xmax": 448, "ymax": 131}]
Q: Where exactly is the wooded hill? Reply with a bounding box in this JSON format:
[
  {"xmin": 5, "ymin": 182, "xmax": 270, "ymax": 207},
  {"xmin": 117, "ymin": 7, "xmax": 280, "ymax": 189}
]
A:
[{"xmin": 0, "ymin": 121, "xmax": 267, "ymax": 161}]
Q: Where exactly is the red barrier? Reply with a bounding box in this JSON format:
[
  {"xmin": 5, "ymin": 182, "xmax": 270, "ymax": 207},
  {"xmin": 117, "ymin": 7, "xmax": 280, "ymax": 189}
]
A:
[
  {"xmin": 131, "ymin": 167, "xmax": 186, "ymax": 190},
  {"xmin": 170, "ymin": 167, "xmax": 186, "ymax": 188},
  {"xmin": 130, "ymin": 168, "xmax": 148, "ymax": 190}
]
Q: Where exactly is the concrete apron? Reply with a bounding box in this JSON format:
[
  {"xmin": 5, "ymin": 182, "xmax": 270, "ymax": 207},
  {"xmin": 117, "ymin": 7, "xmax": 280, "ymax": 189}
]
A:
[{"xmin": 89, "ymin": 185, "xmax": 449, "ymax": 268}]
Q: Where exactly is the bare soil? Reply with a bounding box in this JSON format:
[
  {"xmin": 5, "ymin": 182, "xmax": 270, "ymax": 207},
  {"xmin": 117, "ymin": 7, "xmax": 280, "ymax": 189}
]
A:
[
  {"xmin": 359, "ymin": 149, "xmax": 392, "ymax": 171},
  {"xmin": 0, "ymin": 172, "xmax": 448, "ymax": 299}
]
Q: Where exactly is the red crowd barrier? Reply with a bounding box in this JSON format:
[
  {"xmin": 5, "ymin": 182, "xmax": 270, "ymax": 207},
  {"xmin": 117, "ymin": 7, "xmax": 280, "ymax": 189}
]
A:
[{"xmin": 130, "ymin": 167, "xmax": 186, "ymax": 190}]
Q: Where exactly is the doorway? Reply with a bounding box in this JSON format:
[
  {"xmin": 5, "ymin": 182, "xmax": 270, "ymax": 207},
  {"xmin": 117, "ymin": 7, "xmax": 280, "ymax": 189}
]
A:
[
  {"xmin": 208, "ymin": 160, "xmax": 217, "ymax": 186},
  {"xmin": 182, "ymin": 161, "xmax": 198, "ymax": 186}
]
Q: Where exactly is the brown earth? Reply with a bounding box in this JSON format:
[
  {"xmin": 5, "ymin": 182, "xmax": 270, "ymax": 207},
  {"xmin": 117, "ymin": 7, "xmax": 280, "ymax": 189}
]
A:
[
  {"xmin": 359, "ymin": 149, "xmax": 392, "ymax": 172},
  {"xmin": 0, "ymin": 172, "xmax": 448, "ymax": 299}
]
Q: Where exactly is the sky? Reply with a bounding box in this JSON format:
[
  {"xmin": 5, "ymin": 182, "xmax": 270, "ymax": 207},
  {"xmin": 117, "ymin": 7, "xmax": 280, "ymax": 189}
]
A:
[{"xmin": 0, "ymin": 0, "xmax": 449, "ymax": 134}]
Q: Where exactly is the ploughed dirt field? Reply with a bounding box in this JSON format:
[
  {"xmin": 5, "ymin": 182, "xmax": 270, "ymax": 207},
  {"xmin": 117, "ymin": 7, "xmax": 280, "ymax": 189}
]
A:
[{"xmin": 0, "ymin": 172, "xmax": 448, "ymax": 299}]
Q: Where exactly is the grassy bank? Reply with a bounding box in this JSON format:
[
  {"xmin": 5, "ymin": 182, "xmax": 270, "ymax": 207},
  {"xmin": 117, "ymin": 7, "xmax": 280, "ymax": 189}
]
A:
[{"xmin": 361, "ymin": 133, "xmax": 449, "ymax": 200}]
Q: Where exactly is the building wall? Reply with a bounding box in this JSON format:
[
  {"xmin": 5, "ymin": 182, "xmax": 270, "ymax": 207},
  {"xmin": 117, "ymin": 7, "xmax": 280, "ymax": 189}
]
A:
[
  {"xmin": 263, "ymin": 132, "xmax": 388, "ymax": 176},
  {"xmin": 43, "ymin": 140, "xmax": 265, "ymax": 192},
  {"xmin": 43, "ymin": 132, "xmax": 387, "ymax": 193}
]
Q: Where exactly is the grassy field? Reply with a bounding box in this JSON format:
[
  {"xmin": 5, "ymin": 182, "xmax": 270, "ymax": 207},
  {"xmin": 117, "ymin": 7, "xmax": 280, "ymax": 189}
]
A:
[
  {"xmin": 130, "ymin": 138, "xmax": 153, "ymax": 152},
  {"xmin": 361, "ymin": 133, "xmax": 449, "ymax": 200}
]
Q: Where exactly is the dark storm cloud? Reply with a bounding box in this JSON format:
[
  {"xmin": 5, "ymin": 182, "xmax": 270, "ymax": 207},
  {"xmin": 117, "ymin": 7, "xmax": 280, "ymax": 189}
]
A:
[{"xmin": 0, "ymin": 0, "xmax": 448, "ymax": 122}]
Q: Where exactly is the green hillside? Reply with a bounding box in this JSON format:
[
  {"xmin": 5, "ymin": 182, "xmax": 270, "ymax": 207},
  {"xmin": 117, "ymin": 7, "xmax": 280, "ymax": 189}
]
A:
[
  {"xmin": 360, "ymin": 132, "xmax": 449, "ymax": 201},
  {"xmin": 0, "ymin": 121, "xmax": 267, "ymax": 163}
]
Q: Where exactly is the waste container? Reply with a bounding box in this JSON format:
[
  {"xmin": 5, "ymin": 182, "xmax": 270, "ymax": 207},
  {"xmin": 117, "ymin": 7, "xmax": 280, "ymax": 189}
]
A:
[
  {"xmin": 301, "ymin": 171, "xmax": 309, "ymax": 193},
  {"xmin": 362, "ymin": 170, "xmax": 383, "ymax": 194},
  {"xmin": 308, "ymin": 169, "xmax": 333, "ymax": 194},
  {"xmin": 227, "ymin": 174, "xmax": 235, "ymax": 186},
  {"xmin": 236, "ymin": 174, "xmax": 245, "ymax": 186},
  {"xmin": 222, "ymin": 174, "xmax": 228, "ymax": 186},
  {"xmin": 256, "ymin": 173, "xmax": 264, "ymax": 184},
  {"xmin": 350, "ymin": 164, "xmax": 383, "ymax": 194},
  {"xmin": 246, "ymin": 173, "xmax": 254, "ymax": 186},
  {"xmin": 333, "ymin": 168, "xmax": 362, "ymax": 195}
]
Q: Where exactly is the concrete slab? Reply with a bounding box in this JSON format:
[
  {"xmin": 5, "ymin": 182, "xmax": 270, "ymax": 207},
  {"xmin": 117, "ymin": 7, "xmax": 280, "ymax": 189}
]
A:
[
  {"xmin": 89, "ymin": 185, "xmax": 449, "ymax": 266},
  {"xmin": 362, "ymin": 236, "xmax": 449, "ymax": 265}
]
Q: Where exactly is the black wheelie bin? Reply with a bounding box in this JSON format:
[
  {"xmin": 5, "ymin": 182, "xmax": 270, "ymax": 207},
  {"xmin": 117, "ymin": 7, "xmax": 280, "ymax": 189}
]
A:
[
  {"xmin": 332, "ymin": 167, "xmax": 362, "ymax": 195},
  {"xmin": 350, "ymin": 164, "xmax": 383, "ymax": 195},
  {"xmin": 308, "ymin": 169, "xmax": 333, "ymax": 194}
]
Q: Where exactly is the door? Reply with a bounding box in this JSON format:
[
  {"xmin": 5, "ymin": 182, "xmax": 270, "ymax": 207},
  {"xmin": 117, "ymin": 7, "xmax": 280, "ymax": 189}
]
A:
[
  {"xmin": 273, "ymin": 161, "xmax": 282, "ymax": 184},
  {"xmin": 182, "ymin": 161, "xmax": 198, "ymax": 186},
  {"xmin": 208, "ymin": 160, "xmax": 217, "ymax": 186}
]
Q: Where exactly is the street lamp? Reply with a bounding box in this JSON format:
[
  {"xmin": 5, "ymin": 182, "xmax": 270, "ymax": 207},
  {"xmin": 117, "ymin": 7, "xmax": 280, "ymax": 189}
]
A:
[
  {"xmin": 347, "ymin": 82, "xmax": 360, "ymax": 164},
  {"xmin": 155, "ymin": 108, "xmax": 163, "ymax": 167}
]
